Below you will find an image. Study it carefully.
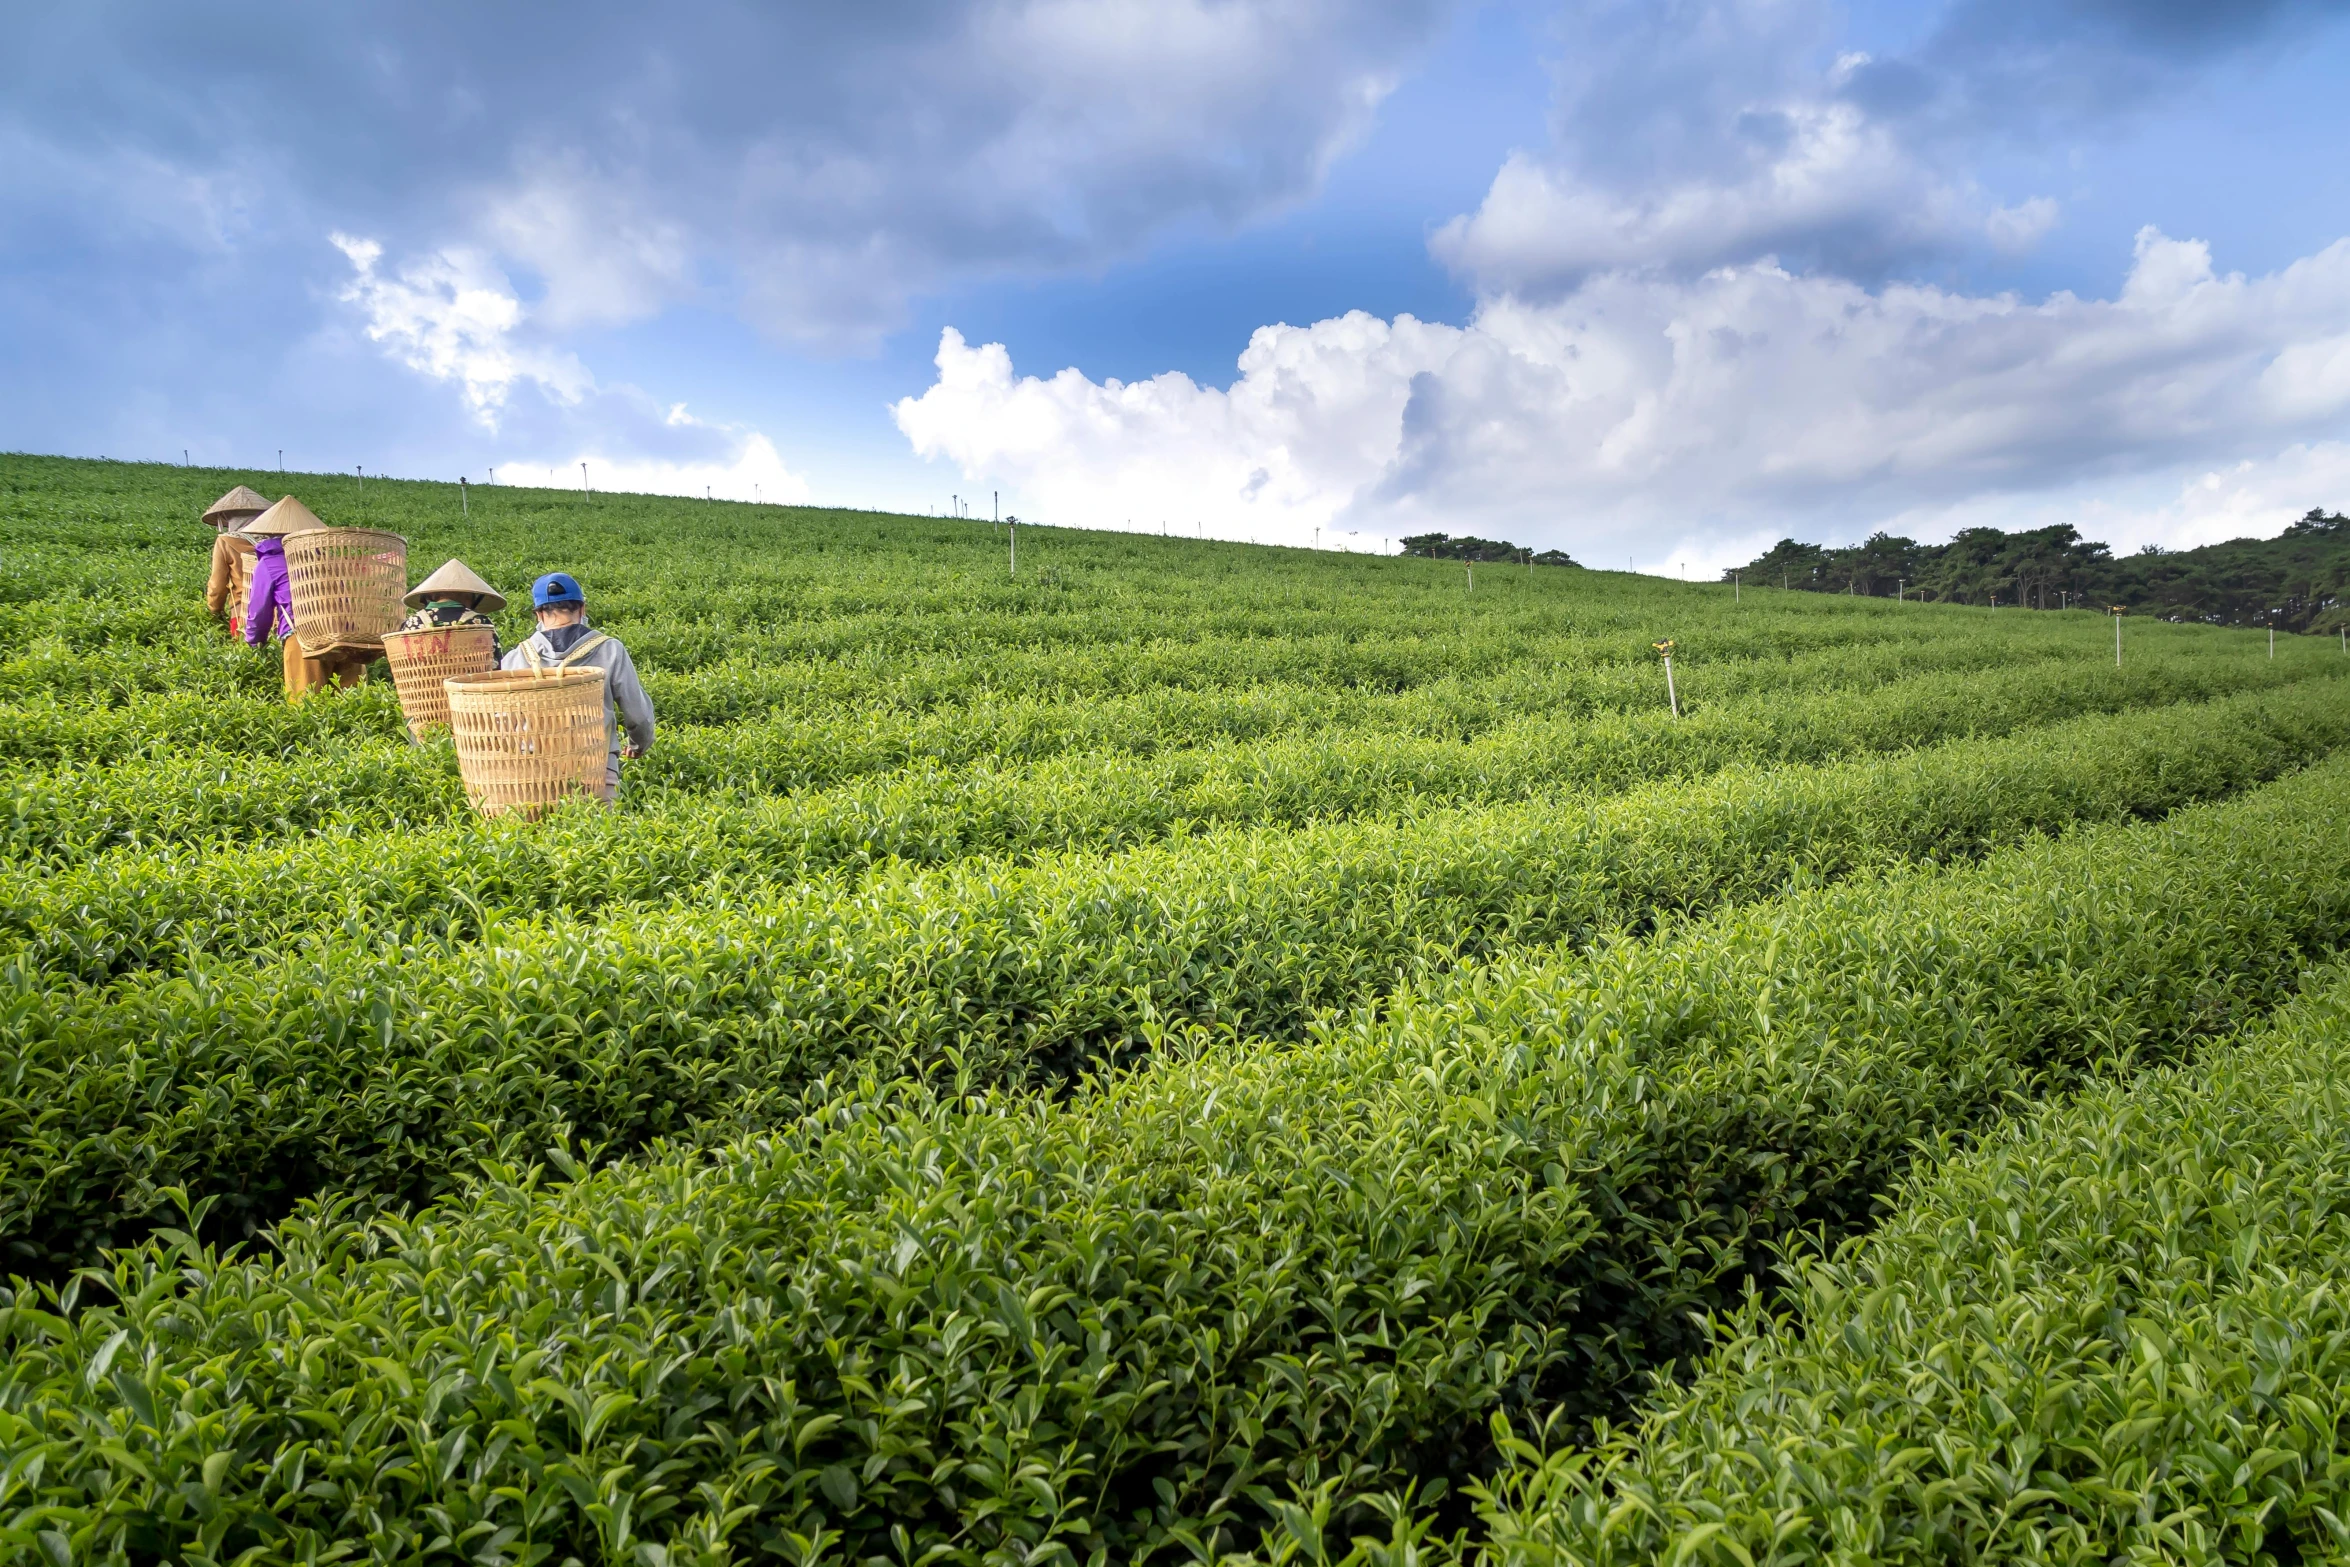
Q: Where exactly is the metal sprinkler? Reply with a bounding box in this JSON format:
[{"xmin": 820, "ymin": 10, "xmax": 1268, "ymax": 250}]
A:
[{"xmin": 1655, "ymin": 639, "xmax": 1680, "ymax": 718}]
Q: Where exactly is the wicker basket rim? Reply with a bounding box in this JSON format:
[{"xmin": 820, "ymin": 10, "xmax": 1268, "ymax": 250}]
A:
[
  {"xmin": 444, "ymin": 667, "xmax": 606, "ymax": 691},
  {"xmin": 384, "ymin": 623, "xmax": 497, "ymax": 645},
  {"xmin": 283, "ymin": 526, "xmax": 409, "ymax": 552}
]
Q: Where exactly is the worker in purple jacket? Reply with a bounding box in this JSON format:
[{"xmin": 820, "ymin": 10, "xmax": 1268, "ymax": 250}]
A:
[
  {"xmin": 241, "ymin": 496, "xmax": 369, "ymax": 699},
  {"xmin": 243, "ymin": 528, "xmax": 295, "ymax": 643}
]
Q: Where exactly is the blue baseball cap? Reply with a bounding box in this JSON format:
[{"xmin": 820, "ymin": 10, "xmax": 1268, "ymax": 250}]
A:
[{"xmin": 531, "ymin": 572, "xmax": 585, "ymax": 609}]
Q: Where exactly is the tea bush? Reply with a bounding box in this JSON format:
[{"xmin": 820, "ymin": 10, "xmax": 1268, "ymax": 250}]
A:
[
  {"xmin": 1457, "ymin": 964, "xmax": 2350, "ymax": 1567},
  {"xmin": 5, "ymin": 757, "xmax": 2349, "ymax": 1564},
  {"xmin": 7, "ymin": 684, "xmax": 2346, "ymax": 1270}
]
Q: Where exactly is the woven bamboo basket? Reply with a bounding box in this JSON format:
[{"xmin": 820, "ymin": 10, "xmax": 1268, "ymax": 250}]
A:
[
  {"xmin": 382, "ymin": 624, "xmax": 497, "ymax": 742},
  {"xmin": 284, "ymin": 527, "xmax": 408, "ymax": 656},
  {"xmin": 445, "ymin": 667, "xmax": 611, "ymax": 818}
]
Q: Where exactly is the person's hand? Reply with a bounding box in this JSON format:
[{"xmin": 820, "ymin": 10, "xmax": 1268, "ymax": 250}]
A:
[{"xmin": 623, "ymin": 743, "xmax": 645, "ymax": 760}]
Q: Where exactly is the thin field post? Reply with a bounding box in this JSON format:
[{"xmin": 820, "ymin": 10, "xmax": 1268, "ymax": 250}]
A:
[{"xmin": 1655, "ymin": 640, "xmax": 1679, "ymax": 718}]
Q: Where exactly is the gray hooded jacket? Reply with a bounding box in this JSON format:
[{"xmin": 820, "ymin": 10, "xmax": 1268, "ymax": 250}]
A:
[{"xmin": 502, "ymin": 622, "xmax": 656, "ymax": 756}]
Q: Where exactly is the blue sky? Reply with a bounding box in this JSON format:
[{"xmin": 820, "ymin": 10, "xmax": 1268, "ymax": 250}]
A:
[{"xmin": 7, "ymin": 0, "xmax": 2350, "ymax": 570}]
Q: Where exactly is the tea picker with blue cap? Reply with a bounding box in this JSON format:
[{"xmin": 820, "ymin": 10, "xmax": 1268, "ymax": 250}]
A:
[{"xmin": 502, "ymin": 572, "xmax": 654, "ymax": 800}]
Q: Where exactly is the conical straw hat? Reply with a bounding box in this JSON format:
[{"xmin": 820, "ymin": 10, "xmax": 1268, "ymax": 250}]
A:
[
  {"xmin": 202, "ymin": 485, "xmax": 273, "ymax": 528},
  {"xmin": 241, "ymin": 495, "xmax": 328, "ymax": 537},
  {"xmin": 404, "ymin": 558, "xmax": 508, "ymax": 612}
]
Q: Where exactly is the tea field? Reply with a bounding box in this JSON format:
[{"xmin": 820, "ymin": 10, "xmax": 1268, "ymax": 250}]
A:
[{"xmin": 4, "ymin": 452, "xmax": 2350, "ymax": 1565}]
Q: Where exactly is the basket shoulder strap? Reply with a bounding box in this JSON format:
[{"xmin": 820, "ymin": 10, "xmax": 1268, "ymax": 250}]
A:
[
  {"xmin": 555, "ymin": 632, "xmax": 610, "ymax": 669},
  {"xmin": 525, "ymin": 631, "xmax": 611, "ymax": 676}
]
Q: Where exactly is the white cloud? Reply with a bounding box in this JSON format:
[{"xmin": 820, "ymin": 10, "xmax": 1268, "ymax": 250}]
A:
[
  {"xmin": 332, "ymin": 233, "xmax": 591, "ymax": 421},
  {"xmin": 895, "ymin": 231, "xmax": 2350, "ymax": 561},
  {"xmin": 333, "ymin": 232, "xmax": 811, "ymax": 504},
  {"xmin": 1984, "ymin": 195, "xmax": 2059, "ymax": 253},
  {"xmin": 478, "ymin": 171, "xmax": 694, "ymax": 334},
  {"xmin": 1433, "ymin": 100, "xmax": 1996, "ymax": 294},
  {"xmin": 1427, "ymin": 0, "xmax": 2055, "ymax": 298},
  {"xmin": 510, "ymin": 432, "xmax": 812, "ymax": 507},
  {"xmin": 893, "ymin": 317, "xmax": 1458, "ymax": 544}
]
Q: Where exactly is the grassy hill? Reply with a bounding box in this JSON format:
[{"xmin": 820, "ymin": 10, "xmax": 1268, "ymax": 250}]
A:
[{"xmin": 7, "ymin": 451, "xmax": 2350, "ymax": 1564}]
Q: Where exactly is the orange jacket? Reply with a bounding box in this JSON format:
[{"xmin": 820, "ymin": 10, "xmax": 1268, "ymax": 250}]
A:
[{"xmin": 206, "ymin": 532, "xmax": 257, "ymax": 631}]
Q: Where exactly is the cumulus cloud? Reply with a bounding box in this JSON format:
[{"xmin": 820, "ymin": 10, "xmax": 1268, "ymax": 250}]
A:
[
  {"xmin": 894, "ymin": 317, "xmax": 1460, "ymax": 542},
  {"xmin": 896, "ymin": 230, "xmax": 2350, "ymax": 559}
]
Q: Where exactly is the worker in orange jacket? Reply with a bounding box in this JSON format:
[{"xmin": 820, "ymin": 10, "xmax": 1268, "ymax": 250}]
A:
[{"xmin": 201, "ymin": 485, "xmax": 272, "ymax": 638}]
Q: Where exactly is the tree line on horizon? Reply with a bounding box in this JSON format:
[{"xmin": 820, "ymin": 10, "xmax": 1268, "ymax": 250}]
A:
[
  {"xmin": 1726, "ymin": 510, "xmax": 2350, "ymax": 632},
  {"xmin": 1399, "ymin": 532, "xmax": 1579, "ymax": 566}
]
